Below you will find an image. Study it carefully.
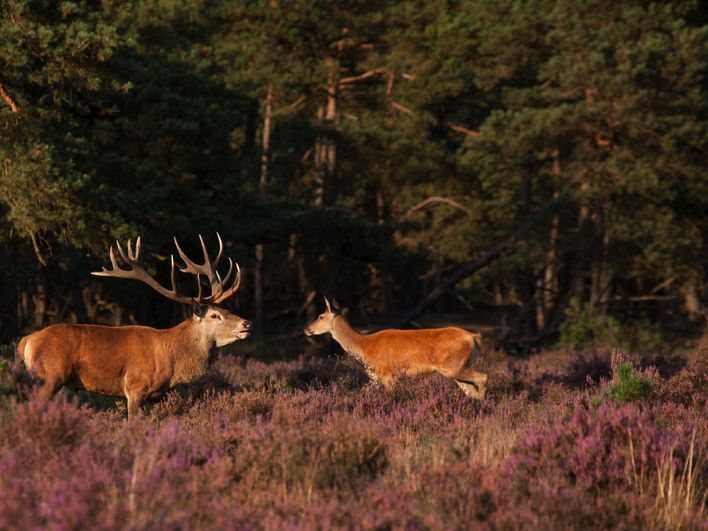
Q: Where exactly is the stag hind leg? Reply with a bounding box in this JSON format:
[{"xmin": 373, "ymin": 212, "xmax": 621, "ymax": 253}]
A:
[
  {"xmin": 37, "ymin": 377, "xmax": 65, "ymax": 402},
  {"xmin": 20, "ymin": 338, "xmax": 69, "ymax": 401}
]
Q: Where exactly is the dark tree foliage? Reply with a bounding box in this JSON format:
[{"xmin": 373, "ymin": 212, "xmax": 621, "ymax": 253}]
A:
[{"xmin": 0, "ymin": 0, "xmax": 706, "ymax": 348}]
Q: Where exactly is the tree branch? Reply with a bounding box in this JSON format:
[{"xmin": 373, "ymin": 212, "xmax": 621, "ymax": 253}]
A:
[
  {"xmin": 290, "ymin": 95, "xmax": 308, "ymax": 109},
  {"xmin": 0, "ymin": 84, "xmax": 19, "ymax": 114},
  {"xmin": 447, "ymin": 123, "xmax": 483, "ymax": 137},
  {"xmin": 393, "ymin": 232, "xmax": 519, "ymax": 329},
  {"xmin": 339, "ymin": 68, "xmax": 392, "ymax": 85},
  {"xmin": 403, "ymin": 196, "xmax": 471, "ymax": 218}
]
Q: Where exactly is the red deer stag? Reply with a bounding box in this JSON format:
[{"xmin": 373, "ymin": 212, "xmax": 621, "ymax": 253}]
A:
[
  {"xmin": 18, "ymin": 234, "xmax": 252, "ymax": 419},
  {"xmin": 305, "ymin": 299, "xmax": 487, "ymax": 399}
]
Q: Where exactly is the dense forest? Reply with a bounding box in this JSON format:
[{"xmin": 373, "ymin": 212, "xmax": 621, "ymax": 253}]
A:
[{"xmin": 1, "ymin": 0, "xmax": 707, "ymax": 350}]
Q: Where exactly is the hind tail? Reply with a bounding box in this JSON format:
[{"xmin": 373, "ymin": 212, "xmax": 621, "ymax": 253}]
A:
[{"xmin": 468, "ymin": 334, "xmax": 483, "ymax": 368}]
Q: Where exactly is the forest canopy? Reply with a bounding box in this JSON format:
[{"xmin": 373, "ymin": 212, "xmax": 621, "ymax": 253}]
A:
[{"xmin": 1, "ymin": 0, "xmax": 706, "ymax": 348}]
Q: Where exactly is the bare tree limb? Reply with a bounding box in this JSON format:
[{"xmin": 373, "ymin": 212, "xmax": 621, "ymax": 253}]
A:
[
  {"xmin": 390, "ymin": 101, "xmax": 415, "ymax": 116},
  {"xmin": 403, "ymin": 196, "xmax": 471, "ymax": 218},
  {"xmin": 0, "ymin": 84, "xmax": 19, "ymax": 114},
  {"xmin": 29, "ymin": 232, "xmax": 47, "ymax": 266},
  {"xmin": 447, "ymin": 123, "xmax": 483, "ymax": 137},
  {"xmin": 393, "ymin": 232, "xmax": 519, "ymax": 329},
  {"xmin": 339, "ymin": 68, "xmax": 392, "ymax": 85},
  {"xmin": 290, "ymin": 95, "xmax": 307, "ymax": 109}
]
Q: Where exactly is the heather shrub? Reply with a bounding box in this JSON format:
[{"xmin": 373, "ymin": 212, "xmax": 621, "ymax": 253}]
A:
[
  {"xmin": 558, "ymin": 351, "xmax": 612, "ymax": 389},
  {"xmin": 228, "ymin": 414, "xmax": 388, "ymax": 501},
  {"xmin": 654, "ymin": 348, "xmax": 708, "ymax": 410},
  {"xmin": 351, "ymin": 375, "xmax": 483, "ymax": 440},
  {"xmin": 638, "ymin": 352, "xmax": 687, "ymax": 379},
  {"xmin": 507, "ymin": 404, "xmax": 663, "ymax": 493},
  {"xmin": 0, "ymin": 346, "xmax": 39, "ymax": 401},
  {"xmin": 411, "ymin": 460, "xmax": 498, "ymax": 529},
  {"xmin": 1, "ymin": 391, "xmax": 89, "ymax": 458},
  {"xmin": 3, "ymin": 342, "xmax": 708, "ymax": 529},
  {"xmin": 209, "ymin": 354, "xmax": 369, "ymax": 395},
  {"xmin": 503, "ymin": 401, "xmax": 708, "ymax": 529},
  {"xmin": 486, "ymin": 361, "xmax": 544, "ymax": 401},
  {"xmin": 284, "ymin": 354, "xmax": 370, "ymax": 391},
  {"xmin": 187, "ymin": 387, "xmax": 278, "ymax": 426},
  {"xmin": 0, "ymin": 358, "xmax": 11, "ymax": 397}
]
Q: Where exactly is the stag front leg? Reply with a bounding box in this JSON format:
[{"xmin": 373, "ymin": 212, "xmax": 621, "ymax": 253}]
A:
[
  {"xmin": 125, "ymin": 392, "xmax": 147, "ymax": 420},
  {"xmin": 124, "ymin": 378, "xmax": 151, "ymax": 420}
]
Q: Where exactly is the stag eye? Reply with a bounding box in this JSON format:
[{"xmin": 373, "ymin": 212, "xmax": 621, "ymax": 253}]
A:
[{"xmin": 211, "ymin": 313, "xmax": 220, "ymax": 319}]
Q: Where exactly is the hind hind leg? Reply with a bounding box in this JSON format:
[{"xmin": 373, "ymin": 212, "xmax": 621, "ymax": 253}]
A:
[
  {"xmin": 452, "ymin": 378, "xmax": 486, "ymax": 400},
  {"xmin": 441, "ymin": 367, "xmax": 488, "ymax": 399}
]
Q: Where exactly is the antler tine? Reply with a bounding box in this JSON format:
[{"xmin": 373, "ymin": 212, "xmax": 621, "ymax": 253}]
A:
[
  {"xmin": 174, "ymin": 235, "xmax": 218, "ymax": 278},
  {"xmin": 212, "ymin": 232, "xmax": 225, "ymax": 269},
  {"xmin": 173, "ymin": 234, "xmax": 230, "ymax": 305},
  {"xmin": 115, "ymin": 238, "xmax": 138, "ymax": 267},
  {"xmin": 92, "ymin": 237, "xmax": 193, "ymax": 305},
  {"xmin": 215, "ymin": 263, "xmax": 241, "ymax": 304},
  {"xmin": 218, "ymin": 257, "xmax": 234, "ymax": 287}
]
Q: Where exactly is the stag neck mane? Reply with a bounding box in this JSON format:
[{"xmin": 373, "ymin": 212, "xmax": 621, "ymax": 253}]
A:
[{"xmin": 163, "ymin": 317, "xmax": 218, "ymax": 385}]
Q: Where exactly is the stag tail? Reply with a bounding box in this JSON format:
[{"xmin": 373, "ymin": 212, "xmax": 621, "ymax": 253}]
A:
[{"xmin": 17, "ymin": 336, "xmax": 28, "ymax": 363}]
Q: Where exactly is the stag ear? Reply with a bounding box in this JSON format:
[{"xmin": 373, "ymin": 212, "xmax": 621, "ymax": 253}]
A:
[
  {"xmin": 191, "ymin": 299, "xmax": 206, "ymax": 319},
  {"xmin": 324, "ymin": 297, "xmax": 331, "ymax": 313}
]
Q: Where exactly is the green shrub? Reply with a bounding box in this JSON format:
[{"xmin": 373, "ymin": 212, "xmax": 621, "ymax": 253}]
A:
[
  {"xmin": 606, "ymin": 362, "xmax": 654, "ymax": 404},
  {"xmin": 556, "ymin": 298, "xmax": 623, "ymax": 350},
  {"xmin": 556, "ymin": 298, "xmax": 661, "ymax": 352}
]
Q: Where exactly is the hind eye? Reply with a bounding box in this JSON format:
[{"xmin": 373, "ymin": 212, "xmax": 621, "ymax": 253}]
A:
[
  {"xmin": 211, "ymin": 314, "xmax": 219, "ymax": 319},
  {"xmin": 319, "ymin": 316, "xmax": 323, "ymax": 320}
]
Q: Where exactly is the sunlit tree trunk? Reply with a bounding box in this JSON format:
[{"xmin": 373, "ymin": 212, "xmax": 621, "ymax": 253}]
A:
[
  {"xmin": 307, "ymin": 72, "xmax": 339, "ymax": 322},
  {"xmin": 590, "ymin": 205, "xmax": 611, "ymax": 310},
  {"xmin": 34, "ymin": 282, "xmax": 47, "ymax": 329},
  {"xmin": 377, "ymin": 191, "xmax": 390, "ymax": 314},
  {"xmin": 255, "ymin": 89, "xmax": 273, "ymax": 339}
]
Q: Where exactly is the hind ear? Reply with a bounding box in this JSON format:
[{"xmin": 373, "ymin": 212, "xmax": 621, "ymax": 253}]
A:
[
  {"xmin": 324, "ymin": 297, "xmax": 331, "ymax": 313},
  {"xmin": 332, "ymin": 299, "xmax": 341, "ymax": 311}
]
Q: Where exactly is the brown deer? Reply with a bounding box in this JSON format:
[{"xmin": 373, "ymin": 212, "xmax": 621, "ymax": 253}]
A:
[
  {"xmin": 18, "ymin": 234, "xmax": 252, "ymax": 419},
  {"xmin": 305, "ymin": 299, "xmax": 487, "ymax": 399}
]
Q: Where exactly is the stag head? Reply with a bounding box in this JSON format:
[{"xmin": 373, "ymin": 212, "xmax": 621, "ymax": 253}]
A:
[{"xmin": 92, "ymin": 233, "xmax": 252, "ymax": 341}]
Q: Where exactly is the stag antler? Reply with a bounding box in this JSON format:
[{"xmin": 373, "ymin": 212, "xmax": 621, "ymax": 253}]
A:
[{"xmin": 92, "ymin": 234, "xmax": 241, "ymax": 306}]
